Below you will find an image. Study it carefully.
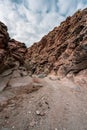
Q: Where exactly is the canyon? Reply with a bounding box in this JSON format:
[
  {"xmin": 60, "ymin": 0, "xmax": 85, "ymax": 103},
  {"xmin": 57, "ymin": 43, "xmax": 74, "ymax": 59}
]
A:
[{"xmin": 0, "ymin": 8, "xmax": 87, "ymax": 130}]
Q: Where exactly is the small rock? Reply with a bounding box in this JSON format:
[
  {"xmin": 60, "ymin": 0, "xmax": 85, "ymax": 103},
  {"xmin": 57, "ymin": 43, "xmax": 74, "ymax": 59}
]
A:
[
  {"xmin": 49, "ymin": 77, "xmax": 58, "ymax": 81},
  {"xmin": 12, "ymin": 70, "xmax": 21, "ymax": 78},
  {"xmin": 28, "ymin": 111, "xmax": 31, "ymax": 114},
  {"xmin": 1, "ymin": 69, "xmax": 13, "ymax": 77},
  {"xmin": 36, "ymin": 110, "xmax": 40, "ymax": 115},
  {"xmin": 30, "ymin": 120, "xmax": 37, "ymax": 127},
  {"xmin": 19, "ymin": 66, "xmax": 26, "ymax": 71},
  {"xmin": 12, "ymin": 126, "xmax": 15, "ymax": 129},
  {"xmin": 57, "ymin": 77, "xmax": 60, "ymax": 80},
  {"xmin": 0, "ymin": 96, "xmax": 8, "ymax": 107},
  {"xmin": 40, "ymin": 112, "xmax": 45, "ymax": 116},
  {"xmin": 20, "ymin": 70, "xmax": 28, "ymax": 77},
  {"xmin": 33, "ymin": 83, "xmax": 43, "ymax": 89},
  {"xmin": 0, "ymin": 76, "xmax": 10, "ymax": 92},
  {"xmin": 36, "ymin": 110, "xmax": 45, "ymax": 116},
  {"xmin": 8, "ymin": 103, "xmax": 15, "ymax": 108},
  {"xmin": 75, "ymin": 86, "xmax": 81, "ymax": 92},
  {"xmin": 66, "ymin": 103, "xmax": 69, "ymax": 105},
  {"xmin": 38, "ymin": 74, "xmax": 47, "ymax": 78},
  {"xmin": 4, "ymin": 114, "xmax": 9, "ymax": 119}
]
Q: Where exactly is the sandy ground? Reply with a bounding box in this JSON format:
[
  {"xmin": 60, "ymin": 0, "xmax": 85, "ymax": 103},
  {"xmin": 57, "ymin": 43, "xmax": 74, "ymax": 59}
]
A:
[{"xmin": 0, "ymin": 74, "xmax": 87, "ymax": 130}]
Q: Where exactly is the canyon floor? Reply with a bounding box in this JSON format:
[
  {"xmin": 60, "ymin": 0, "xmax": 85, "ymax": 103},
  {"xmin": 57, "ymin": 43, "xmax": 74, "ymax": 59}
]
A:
[{"xmin": 0, "ymin": 71, "xmax": 87, "ymax": 130}]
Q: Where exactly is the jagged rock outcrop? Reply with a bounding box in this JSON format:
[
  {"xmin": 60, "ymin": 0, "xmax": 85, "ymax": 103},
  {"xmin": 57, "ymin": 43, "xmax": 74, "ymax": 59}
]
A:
[
  {"xmin": 0, "ymin": 22, "xmax": 43, "ymax": 102},
  {"xmin": 26, "ymin": 8, "xmax": 87, "ymax": 76},
  {"xmin": 0, "ymin": 8, "xmax": 87, "ymax": 77},
  {"xmin": 0, "ymin": 22, "xmax": 27, "ymax": 74}
]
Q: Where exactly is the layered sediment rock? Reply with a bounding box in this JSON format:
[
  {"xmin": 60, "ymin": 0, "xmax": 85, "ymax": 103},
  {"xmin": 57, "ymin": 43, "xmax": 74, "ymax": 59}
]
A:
[
  {"xmin": 0, "ymin": 22, "xmax": 27, "ymax": 74},
  {"xmin": 26, "ymin": 8, "xmax": 87, "ymax": 76}
]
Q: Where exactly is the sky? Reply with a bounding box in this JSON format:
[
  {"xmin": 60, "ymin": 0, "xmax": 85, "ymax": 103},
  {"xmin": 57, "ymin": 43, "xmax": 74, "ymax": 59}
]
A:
[{"xmin": 0, "ymin": 0, "xmax": 87, "ymax": 46}]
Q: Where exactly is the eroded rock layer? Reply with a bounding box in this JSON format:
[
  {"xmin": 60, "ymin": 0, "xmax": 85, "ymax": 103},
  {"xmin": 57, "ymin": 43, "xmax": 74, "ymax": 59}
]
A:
[
  {"xmin": 26, "ymin": 8, "xmax": 87, "ymax": 76},
  {"xmin": 0, "ymin": 22, "xmax": 27, "ymax": 74}
]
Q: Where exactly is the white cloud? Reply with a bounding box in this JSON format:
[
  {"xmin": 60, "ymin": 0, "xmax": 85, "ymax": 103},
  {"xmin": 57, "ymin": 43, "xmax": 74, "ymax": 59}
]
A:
[{"xmin": 0, "ymin": 0, "xmax": 87, "ymax": 46}]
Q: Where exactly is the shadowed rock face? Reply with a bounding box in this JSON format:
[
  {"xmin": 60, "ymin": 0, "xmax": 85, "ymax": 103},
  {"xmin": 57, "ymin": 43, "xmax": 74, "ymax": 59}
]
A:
[
  {"xmin": 26, "ymin": 8, "xmax": 87, "ymax": 76},
  {"xmin": 0, "ymin": 22, "xmax": 27, "ymax": 74}
]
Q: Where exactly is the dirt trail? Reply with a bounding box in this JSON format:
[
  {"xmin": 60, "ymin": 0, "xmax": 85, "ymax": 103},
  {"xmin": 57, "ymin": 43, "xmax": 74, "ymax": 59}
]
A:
[{"xmin": 0, "ymin": 75, "xmax": 87, "ymax": 130}]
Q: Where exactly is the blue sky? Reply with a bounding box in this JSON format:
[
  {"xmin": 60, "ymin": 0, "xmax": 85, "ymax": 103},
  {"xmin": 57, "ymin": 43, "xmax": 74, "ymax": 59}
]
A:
[{"xmin": 0, "ymin": 0, "xmax": 87, "ymax": 46}]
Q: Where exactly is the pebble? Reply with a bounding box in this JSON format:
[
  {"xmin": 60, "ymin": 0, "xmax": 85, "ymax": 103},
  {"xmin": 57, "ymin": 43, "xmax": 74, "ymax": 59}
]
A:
[
  {"xmin": 36, "ymin": 110, "xmax": 40, "ymax": 115},
  {"xmin": 28, "ymin": 111, "xmax": 31, "ymax": 114},
  {"xmin": 12, "ymin": 126, "xmax": 15, "ymax": 129},
  {"xmin": 38, "ymin": 74, "xmax": 47, "ymax": 78},
  {"xmin": 66, "ymin": 103, "xmax": 69, "ymax": 105},
  {"xmin": 8, "ymin": 103, "xmax": 15, "ymax": 107},
  {"xmin": 30, "ymin": 120, "xmax": 37, "ymax": 127},
  {"xmin": 33, "ymin": 83, "xmax": 43, "ymax": 88},
  {"xmin": 29, "ymin": 101, "xmax": 32, "ymax": 103},
  {"xmin": 36, "ymin": 110, "xmax": 45, "ymax": 116}
]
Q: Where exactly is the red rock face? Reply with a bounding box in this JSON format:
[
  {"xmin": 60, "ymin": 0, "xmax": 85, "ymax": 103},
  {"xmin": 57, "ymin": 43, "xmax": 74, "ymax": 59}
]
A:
[
  {"xmin": 0, "ymin": 8, "xmax": 87, "ymax": 76},
  {"xmin": 0, "ymin": 22, "xmax": 27, "ymax": 74},
  {"xmin": 26, "ymin": 8, "xmax": 87, "ymax": 76}
]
